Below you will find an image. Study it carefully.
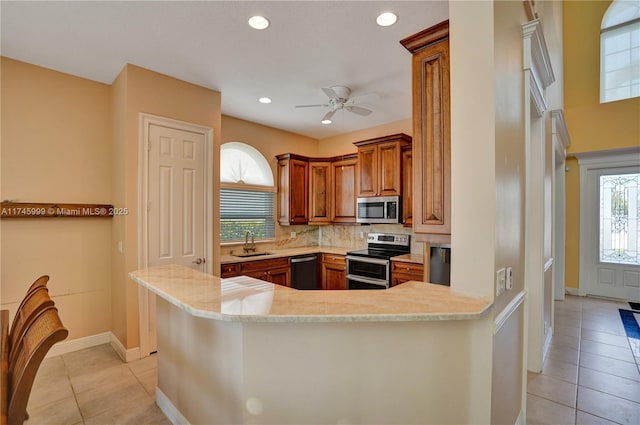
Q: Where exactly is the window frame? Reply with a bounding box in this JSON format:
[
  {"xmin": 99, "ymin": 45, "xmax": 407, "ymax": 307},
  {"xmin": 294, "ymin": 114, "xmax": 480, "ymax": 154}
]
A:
[
  {"xmin": 600, "ymin": 0, "xmax": 640, "ymax": 103},
  {"xmin": 219, "ymin": 142, "xmax": 276, "ymax": 245}
]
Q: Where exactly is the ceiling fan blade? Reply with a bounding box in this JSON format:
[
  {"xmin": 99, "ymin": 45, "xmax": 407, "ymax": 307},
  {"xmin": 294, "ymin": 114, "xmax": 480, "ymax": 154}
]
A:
[
  {"xmin": 295, "ymin": 104, "xmax": 329, "ymax": 108},
  {"xmin": 345, "ymin": 105, "xmax": 372, "ymax": 116},
  {"xmin": 350, "ymin": 92, "xmax": 380, "ymax": 104},
  {"xmin": 321, "ymin": 87, "xmax": 338, "ymax": 99},
  {"xmin": 322, "ymin": 109, "xmax": 336, "ymax": 121}
]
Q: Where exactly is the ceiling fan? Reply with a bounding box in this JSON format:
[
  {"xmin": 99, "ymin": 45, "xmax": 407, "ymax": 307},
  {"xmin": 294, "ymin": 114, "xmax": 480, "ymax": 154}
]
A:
[{"xmin": 295, "ymin": 85, "xmax": 378, "ymax": 124}]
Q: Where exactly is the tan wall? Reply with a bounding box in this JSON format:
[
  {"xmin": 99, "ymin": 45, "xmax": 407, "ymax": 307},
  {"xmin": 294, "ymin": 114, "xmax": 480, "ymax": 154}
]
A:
[
  {"xmin": 221, "ymin": 115, "xmax": 318, "ymax": 181},
  {"xmin": 317, "ymin": 118, "xmax": 412, "ymax": 157},
  {"xmin": 0, "ymin": 58, "xmax": 113, "ymax": 339},
  {"xmin": 563, "ymin": 0, "xmax": 640, "ymax": 289},
  {"xmin": 111, "ymin": 64, "xmax": 221, "ymax": 349}
]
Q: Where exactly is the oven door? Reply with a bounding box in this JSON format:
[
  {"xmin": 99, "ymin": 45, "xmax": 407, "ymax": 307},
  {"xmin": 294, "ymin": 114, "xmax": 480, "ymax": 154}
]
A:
[
  {"xmin": 346, "ymin": 256, "xmax": 389, "ymax": 281},
  {"xmin": 347, "ymin": 275, "xmax": 388, "ymax": 290}
]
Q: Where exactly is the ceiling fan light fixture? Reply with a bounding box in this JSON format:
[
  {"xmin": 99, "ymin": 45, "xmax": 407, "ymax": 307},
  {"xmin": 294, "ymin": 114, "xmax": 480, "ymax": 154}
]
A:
[
  {"xmin": 248, "ymin": 15, "xmax": 270, "ymax": 30},
  {"xmin": 321, "ymin": 119, "xmax": 332, "ymax": 125},
  {"xmin": 258, "ymin": 97, "xmax": 272, "ymax": 104},
  {"xmin": 376, "ymin": 12, "xmax": 398, "ymax": 27}
]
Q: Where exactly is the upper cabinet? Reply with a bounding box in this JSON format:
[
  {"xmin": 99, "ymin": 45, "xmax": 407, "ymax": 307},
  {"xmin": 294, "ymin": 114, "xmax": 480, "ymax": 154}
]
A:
[
  {"xmin": 277, "ymin": 153, "xmax": 357, "ymax": 225},
  {"xmin": 354, "ymin": 133, "xmax": 411, "ymax": 198},
  {"xmin": 308, "ymin": 160, "xmax": 332, "ymax": 225},
  {"xmin": 330, "ymin": 154, "xmax": 358, "ymax": 223},
  {"xmin": 401, "ymin": 145, "xmax": 413, "ymax": 227},
  {"xmin": 277, "ymin": 154, "xmax": 309, "ymax": 225},
  {"xmin": 401, "ymin": 21, "xmax": 451, "ymax": 239}
]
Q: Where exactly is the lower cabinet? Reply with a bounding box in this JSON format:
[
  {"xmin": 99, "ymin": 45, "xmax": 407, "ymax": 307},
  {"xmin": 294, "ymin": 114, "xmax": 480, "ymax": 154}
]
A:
[
  {"xmin": 221, "ymin": 257, "xmax": 291, "ymax": 287},
  {"xmin": 391, "ymin": 260, "xmax": 424, "ymax": 287},
  {"xmin": 321, "ymin": 253, "xmax": 347, "ymax": 290}
]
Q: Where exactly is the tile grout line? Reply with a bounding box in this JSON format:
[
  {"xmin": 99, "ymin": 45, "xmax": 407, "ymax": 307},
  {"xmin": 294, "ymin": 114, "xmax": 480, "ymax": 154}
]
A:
[{"xmin": 61, "ymin": 353, "xmax": 87, "ymax": 425}]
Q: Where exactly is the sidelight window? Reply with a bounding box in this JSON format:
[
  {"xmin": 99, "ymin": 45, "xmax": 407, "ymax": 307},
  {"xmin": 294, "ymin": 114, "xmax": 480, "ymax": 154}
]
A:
[
  {"xmin": 220, "ymin": 142, "xmax": 275, "ymax": 243},
  {"xmin": 599, "ymin": 172, "xmax": 640, "ymax": 265}
]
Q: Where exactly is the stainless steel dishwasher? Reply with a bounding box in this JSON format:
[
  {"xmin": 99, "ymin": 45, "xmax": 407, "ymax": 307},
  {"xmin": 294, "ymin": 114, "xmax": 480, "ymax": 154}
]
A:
[{"xmin": 290, "ymin": 254, "xmax": 318, "ymax": 290}]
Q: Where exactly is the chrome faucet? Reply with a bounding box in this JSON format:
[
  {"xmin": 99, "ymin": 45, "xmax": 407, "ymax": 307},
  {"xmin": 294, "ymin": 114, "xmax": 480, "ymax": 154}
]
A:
[{"xmin": 243, "ymin": 230, "xmax": 256, "ymax": 253}]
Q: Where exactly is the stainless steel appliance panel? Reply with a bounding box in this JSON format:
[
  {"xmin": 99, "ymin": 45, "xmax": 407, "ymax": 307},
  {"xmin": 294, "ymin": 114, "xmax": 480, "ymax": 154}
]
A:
[{"xmin": 291, "ymin": 254, "xmax": 318, "ymax": 290}]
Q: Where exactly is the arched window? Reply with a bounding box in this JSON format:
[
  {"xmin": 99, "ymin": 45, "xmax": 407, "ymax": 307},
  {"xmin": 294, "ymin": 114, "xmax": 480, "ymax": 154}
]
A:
[
  {"xmin": 600, "ymin": 0, "xmax": 640, "ymax": 103},
  {"xmin": 220, "ymin": 142, "xmax": 275, "ymax": 243}
]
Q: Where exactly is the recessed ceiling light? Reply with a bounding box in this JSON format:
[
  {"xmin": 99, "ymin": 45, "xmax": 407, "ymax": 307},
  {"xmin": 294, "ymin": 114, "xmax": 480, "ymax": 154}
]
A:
[
  {"xmin": 258, "ymin": 97, "xmax": 272, "ymax": 104},
  {"xmin": 321, "ymin": 119, "xmax": 332, "ymax": 125},
  {"xmin": 248, "ymin": 15, "xmax": 270, "ymax": 30},
  {"xmin": 376, "ymin": 12, "xmax": 398, "ymax": 27}
]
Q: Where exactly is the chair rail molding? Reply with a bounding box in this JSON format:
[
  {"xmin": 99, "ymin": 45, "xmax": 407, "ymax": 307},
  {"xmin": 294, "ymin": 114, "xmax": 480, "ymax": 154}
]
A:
[{"xmin": 523, "ymin": 19, "xmax": 555, "ymax": 116}]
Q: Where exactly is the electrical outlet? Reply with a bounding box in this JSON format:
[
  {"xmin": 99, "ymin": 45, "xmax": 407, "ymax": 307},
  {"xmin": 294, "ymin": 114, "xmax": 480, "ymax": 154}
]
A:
[
  {"xmin": 290, "ymin": 231, "xmax": 296, "ymax": 239},
  {"xmin": 496, "ymin": 268, "xmax": 506, "ymax": 296},
  {"xmin": 506, "ymin": 267, "xmax": 513, "ymax": 290}
]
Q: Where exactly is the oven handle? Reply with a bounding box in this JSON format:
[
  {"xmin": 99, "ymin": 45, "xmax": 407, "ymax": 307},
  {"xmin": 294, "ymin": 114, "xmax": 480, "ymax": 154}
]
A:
[
  {"xmin": 346, "ymin": 274, "xmax": 389, "ymax": 288},
  {"xmin": 346, "ymin": 256, "xmax": 389, "ymax": 266}
]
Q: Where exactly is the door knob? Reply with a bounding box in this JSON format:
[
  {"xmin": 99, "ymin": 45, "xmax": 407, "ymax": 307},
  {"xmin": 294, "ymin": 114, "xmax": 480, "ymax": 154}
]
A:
[{"xmin": 192, "ymin": 258, "xmax": 205, "ymax": 265}]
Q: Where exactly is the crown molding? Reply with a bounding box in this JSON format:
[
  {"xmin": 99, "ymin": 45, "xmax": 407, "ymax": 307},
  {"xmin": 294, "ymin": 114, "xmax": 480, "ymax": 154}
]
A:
[{"xmin": 522, "ymin": 19, "xmax": 555, "ymax": 90}]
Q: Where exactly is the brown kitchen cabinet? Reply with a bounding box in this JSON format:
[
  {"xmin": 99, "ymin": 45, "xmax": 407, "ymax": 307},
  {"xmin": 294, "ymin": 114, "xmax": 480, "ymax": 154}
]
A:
[
  {"xmin": 321, "ymin": 253, "xmax": 347, "ymax": 290},
  {"xmin": 353, "ymin": 134, "xmax": 411, "ymax": 198},
  {"xmin": 401, "ymin": 21, "xmax": 451, "ymax": 239},
  {"xmin": 220, "ymin": 257, "xmax": 291, "ymax": 287},
  {"xmin": 308, "ymin": 160, "xmax": 332, "ymax": 225},
  {"xmin": 391, "ymin": 260, "xmax": 424, "ymax": 287},
  {"xmin": 277, "ymin": 154, "xmax": 309, "ymax": 225},
  {"xmin": 330, "ymin": 154, "xmax": 357, "ymax": 223},
  {"xmin": 401, "ymin": 145, "xmax": 413, "ymax": 227}
]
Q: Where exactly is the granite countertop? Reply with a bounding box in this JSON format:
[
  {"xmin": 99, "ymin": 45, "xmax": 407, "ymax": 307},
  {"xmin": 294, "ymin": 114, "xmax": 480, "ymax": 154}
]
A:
[
  {"xmin": 129, "ymin": 264, "xmax": 492, "ymax": 323},
  {"xmin": 220, "ymin": 246, "xmax": 424, "ymax": 264}
]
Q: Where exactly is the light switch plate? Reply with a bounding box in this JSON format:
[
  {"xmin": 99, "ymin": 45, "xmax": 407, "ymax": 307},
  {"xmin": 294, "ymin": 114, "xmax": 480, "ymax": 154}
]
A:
[
  {"xmin": 506, "ymin": 267, "xmax": 513, "ymax": 290},
  {"xmin": 496, "ymin": 268, "xmax": 506, "ymax": 296}
]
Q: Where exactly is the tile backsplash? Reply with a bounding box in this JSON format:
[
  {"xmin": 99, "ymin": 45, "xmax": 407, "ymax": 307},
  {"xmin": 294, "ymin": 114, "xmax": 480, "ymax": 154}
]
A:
[{"xmin": 220, "ymin": 224, "xmax": 421, "ymax": 255}]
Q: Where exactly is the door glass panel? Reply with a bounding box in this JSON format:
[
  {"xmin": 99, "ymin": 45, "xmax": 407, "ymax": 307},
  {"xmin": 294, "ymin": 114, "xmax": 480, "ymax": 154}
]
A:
[{"xmin": 600, "ymin": 173, "xmax": 640, "ymax": 265}]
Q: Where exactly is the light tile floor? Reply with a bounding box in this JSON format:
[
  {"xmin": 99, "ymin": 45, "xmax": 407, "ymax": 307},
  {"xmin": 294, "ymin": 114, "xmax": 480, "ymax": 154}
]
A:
[
  {"xmin": 527, "ymin": 295, "xmax": 640, "ymax": 425},
  {"xmin": 25, "ymin": 344, "xmax": 170, "ymax": 425}
]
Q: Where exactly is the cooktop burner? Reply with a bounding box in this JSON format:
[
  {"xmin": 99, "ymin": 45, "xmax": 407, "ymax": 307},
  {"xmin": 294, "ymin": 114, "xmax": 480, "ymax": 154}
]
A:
[{"xmin": 347, "ymin": 233, "xmax": 410, "ymax": 260}]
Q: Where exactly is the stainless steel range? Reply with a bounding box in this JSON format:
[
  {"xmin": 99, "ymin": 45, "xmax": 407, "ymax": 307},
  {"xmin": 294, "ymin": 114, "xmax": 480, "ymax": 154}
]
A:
[{"xmin": 346, "ymin": 233, "xmax": 411, "ymax": 289}]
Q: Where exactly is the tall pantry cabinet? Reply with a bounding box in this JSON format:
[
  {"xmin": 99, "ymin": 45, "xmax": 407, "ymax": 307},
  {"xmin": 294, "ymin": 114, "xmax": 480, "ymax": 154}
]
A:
[{"xmin": 400, "ymin": 20, "xmax": 451, "ymax": 241}]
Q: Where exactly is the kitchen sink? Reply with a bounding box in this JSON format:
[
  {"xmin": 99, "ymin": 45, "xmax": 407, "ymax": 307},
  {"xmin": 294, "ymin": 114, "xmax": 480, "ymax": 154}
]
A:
[{"xmin": 233, "ymin": 252, "xmax": 273, "ymax": 258}]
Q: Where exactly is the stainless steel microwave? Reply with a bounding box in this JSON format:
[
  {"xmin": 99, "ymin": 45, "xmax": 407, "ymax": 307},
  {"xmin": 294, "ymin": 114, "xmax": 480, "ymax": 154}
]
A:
[{"xmin": 356, "ymin": 196, "xmax": 401, "ymax": 224}]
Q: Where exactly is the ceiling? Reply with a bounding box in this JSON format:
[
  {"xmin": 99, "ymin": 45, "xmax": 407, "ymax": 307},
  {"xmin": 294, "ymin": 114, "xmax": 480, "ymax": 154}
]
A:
[{"xmin": 1, "ymin": 1, "xmax": 448, "ymax": 140}]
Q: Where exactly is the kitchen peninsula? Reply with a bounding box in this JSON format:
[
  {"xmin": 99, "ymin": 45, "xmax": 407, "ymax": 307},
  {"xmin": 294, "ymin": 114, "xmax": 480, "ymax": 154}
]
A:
[{"xmin": 129, "ymin": 265, "xmax": 493, "ymax": 424}]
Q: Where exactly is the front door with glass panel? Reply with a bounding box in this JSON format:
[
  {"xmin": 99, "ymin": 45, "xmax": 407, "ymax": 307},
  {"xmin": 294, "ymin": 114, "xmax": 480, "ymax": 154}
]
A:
[{"xmin": 585, "ymin": 168, "xmax": 640, "ymax": 300}]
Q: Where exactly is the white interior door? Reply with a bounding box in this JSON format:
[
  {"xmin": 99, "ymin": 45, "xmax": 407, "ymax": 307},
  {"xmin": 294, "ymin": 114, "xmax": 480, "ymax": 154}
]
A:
[
  {"xmin": 145, "ymin": 123, "xmax": 207, "ymax": 353},
  {"xmin": 148, "ymin": 124, "xmax": 206, "ymax": 269},
  {"xmin": 583, "ymin": 166, "xmax": 640, "ymax": 301}
]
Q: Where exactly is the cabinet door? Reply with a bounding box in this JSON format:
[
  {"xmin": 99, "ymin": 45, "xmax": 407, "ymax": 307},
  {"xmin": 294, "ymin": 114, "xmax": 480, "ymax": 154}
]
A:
[
  {"xmin": 378, "ymin": 142, "xmax": 402, "ymax": 196},
  {"xmin": 402, "ymin": 147, "xmax": 413, "ymax": 227},
  {"xmin": 356, "ymin": 144, "xmax": 378, "ymax": 197},
  {"xmin": 220, "ymin": 263, "xmax": 240, "ymax": 278},
  {"xmin": 309, "ymin": 161, "xmax": 332, "ymax": 225},
  {"xmin": 244, "ymin": 269, "xmax": 269, "ymax": 282},
  {"xmin": 268, "ymin": 268, "xmax": 290, "ymax": 287},
  {"xmin": 278, "ymin": 157, "xmax": 309, "ymax": 225},
  {"xmin": 331, "ymin": 157, "xmax": 357, "ymax": 223},
  {"xmin": 411, "ymin": 34, "xmax": 451, "ymax": 236},
  {"xmin": 322, "ymin": 263, "xmax": 346, "ymax": 290}
]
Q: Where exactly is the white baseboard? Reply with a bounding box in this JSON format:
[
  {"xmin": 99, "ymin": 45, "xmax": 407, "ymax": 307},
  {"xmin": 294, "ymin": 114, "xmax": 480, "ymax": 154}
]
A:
[
  {"xmin": 110, "ymin": 333, "xmax": 141, "ymax": 362},
  {"xmin": 45, "ymin": 331, "xmax": 141, "ymax": 362},
  {"xmin": 565, "ymin": 287, "xmax": 580, "ymax": 296},
  {"xmin": 46, "ymin": 331, "xmax": 111, "ymax": 358},
  {"xmin": 156, "ymin": 387, "xmax": 191, "ymax": 425}
]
